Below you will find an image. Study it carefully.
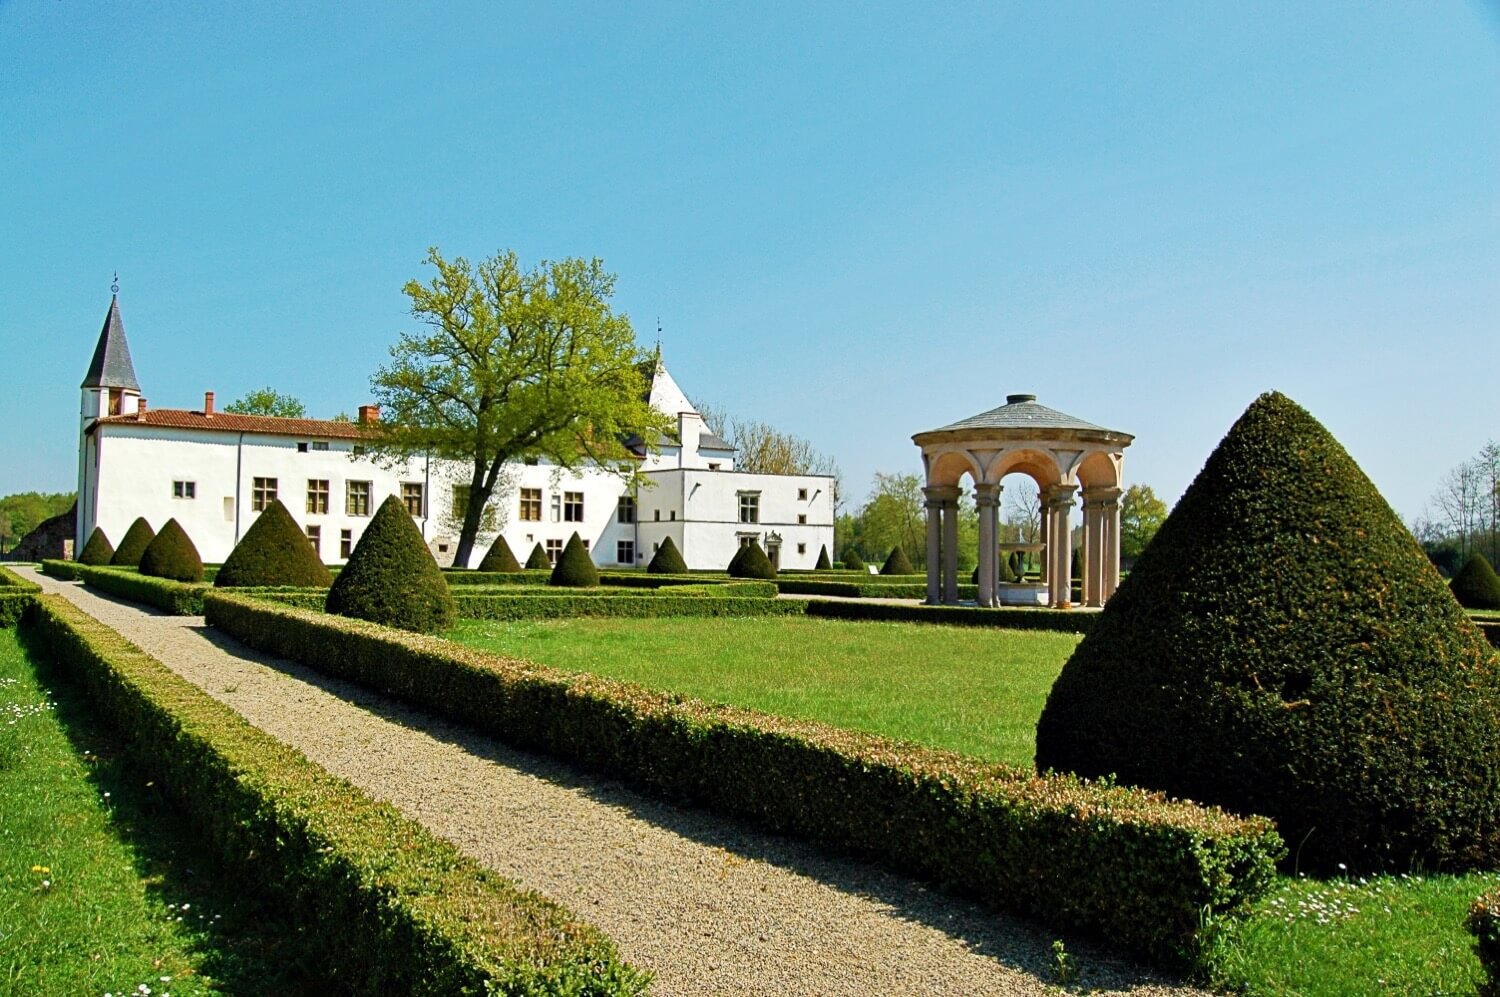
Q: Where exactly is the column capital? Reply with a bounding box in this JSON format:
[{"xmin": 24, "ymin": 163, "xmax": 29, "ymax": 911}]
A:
[
  {"xmin": 1081, "ymin": 485, "xmax": 1123, "ymax": 507},
  {"xmin": 972, "ymin": 482, "xmax": 1002, "ymax": 507},
  {"xmin": 1042, "ymin": 483, "xmax": 1078, "ymax": 510},
  {"xmin": 924, "ymin": 484, "xmax": 961, "ymax": 507}
]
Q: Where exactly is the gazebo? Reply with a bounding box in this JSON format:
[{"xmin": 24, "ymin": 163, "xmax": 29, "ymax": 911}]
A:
[{"xmin": 911, "ymin": 394, "xmax": 1133, "ymax": 609}]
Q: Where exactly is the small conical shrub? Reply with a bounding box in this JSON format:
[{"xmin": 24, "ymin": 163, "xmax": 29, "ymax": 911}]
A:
[
  {"xmin": 1452, "ymin": 554, "xmax": 1500, "ymax": 610},
  {"xmin": 216, "ymin": 499, "xmax": 333, "ymax": 588},
  {"xmin": 647, "ymin": 536, "xmax": 688, "ymax": 574},
  {"xmin": 843, "ymin": 550, "xmax": 866, "ymax": 572},
  {"xmin": 730, "ymin": 540, "xmax": 776, "ymax": 580},
  {"xmin": 477, "ymin": 535, "xmax": 523, "ymax": 573},
  {"xmin": 881, "ymin": 545, "xmax": 915, "ymax": 575},
  {"xmin": 549, "ymin": 532, "xmax": 600, "ymax": 587},
  {"xmin": 815, "ymin": 545, "xmax": 832, "ymax": 570},
  {"xmin": 526, "ymin": 543, "xmax": 551, "ymax": 570},
  {"xmin": 1036, "ymin": 391, "xmax": 1500, "ymax": 873},
  {"xmin": 111, "ymin": 517, "xmax": 155, "ymax": 566},
  {"xmin": 78, "ymin": 527, "xmax": 114, "ymax": 566},
  {"xmin": 326, "ymin": 495, "xmax": 456, "ymax": 633},
  {"xmin": 138, "ymin": 519, "xmax": 204, "ymax": 582},
  {"xmin": 726, "ymin": 544, "xmax": 748, "ymax": 575}
]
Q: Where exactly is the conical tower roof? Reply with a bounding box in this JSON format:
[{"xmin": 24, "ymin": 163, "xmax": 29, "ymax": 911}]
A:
[{"xmin": 81, "ymin": 295, "xmax": 140, "ymax": 391}]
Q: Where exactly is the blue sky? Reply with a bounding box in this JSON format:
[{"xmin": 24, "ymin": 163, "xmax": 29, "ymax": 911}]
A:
[{"xmin": 2, "ymin": 1, "xmax": 1496, "ymax": 520}]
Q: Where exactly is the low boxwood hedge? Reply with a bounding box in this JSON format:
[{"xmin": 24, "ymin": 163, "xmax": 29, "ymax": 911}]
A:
[
  {"xmin": 0, "ymin": 566, "xmax": 40, "ymax": 626},
  {"xmin": 204, "ymin": 594, "xmax": 1284, "ymax": 972},
  {"xmin": 23, "ymin": 595, "xmax": 646, "ymax": 994},
  {"xmin": 442, "ymin": 570, "xmax": 552, "ymax": 586},
  {"xmin": 776, "ymin": 579, "xmax": 979, "ymax": 600},
  {"xmin": 453, "ymin": 594, "xmax": 803, "ymax": 621},
  {"xmin": 42, "ymin": 560, "xmax": 208, "ymax": 614},
  {"xmin": 802, "ymin": 600, "xmax": 1096, "ymax": 634}
]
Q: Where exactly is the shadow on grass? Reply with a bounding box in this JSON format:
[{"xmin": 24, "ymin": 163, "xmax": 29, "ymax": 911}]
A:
[{"xmin": 19, "ymin": 625, "xmax": 346, "ymax": 997}]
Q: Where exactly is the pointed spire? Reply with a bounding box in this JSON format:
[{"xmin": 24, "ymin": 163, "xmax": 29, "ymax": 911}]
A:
[{"xmin": 81, "ymin": 293, "xmax": 141, "ymax": 391}]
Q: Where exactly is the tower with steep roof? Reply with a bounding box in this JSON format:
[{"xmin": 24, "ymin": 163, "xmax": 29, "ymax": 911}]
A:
[{"xmin": 78, "ymin": 292, "xmax": 143, "ymax": 549}]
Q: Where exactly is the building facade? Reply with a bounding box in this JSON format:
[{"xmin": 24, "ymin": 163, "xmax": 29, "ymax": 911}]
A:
[{"xmin": 77, "ymin": 295, "xmax": 834, "ymax": 570}]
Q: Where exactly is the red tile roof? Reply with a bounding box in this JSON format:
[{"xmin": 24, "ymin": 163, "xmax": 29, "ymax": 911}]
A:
[{"xmin": 92, "ymin": 408, "xmax": 373, "ymax": 440}]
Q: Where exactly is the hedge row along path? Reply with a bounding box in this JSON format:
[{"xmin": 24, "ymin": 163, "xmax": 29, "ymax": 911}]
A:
[{"xmin": 17, "ymin": 567, "xmax": 1202, "ymax": 997}]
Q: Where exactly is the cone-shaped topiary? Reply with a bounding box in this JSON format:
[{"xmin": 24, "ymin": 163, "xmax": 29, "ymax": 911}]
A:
[
  {"xmin": 729, "ymin": 540, "xmax": 776, "ymax": 580},
  {"xmin": 647, "ymin": 535, "xmax": 688, "ymax": 574},
  {"xmin": 525, "ymin": 543, "xmax": 551, "ymax": 570},
  {"xmin": 111, "ymin": 517, "xmax": 155, "ymax": 566},
  {"xmin": 138, "ymin": 519, "xmax": 204, "ymax": 582},
  {"xmin": 216, "ymin": 499, "xmax": 333, "ymax": 588},
  {"xmin": 1452, "ymin": 554, "xmax": 1500, "ymax": 611},
  {"xmin": 1035, "ymin": 391, "xmax": 1500, "ymax": 874},
  {"xmin": 843, "ymin": 550, "xmax": 866, "ymax": 572},
  {"xmin": 477, "ymin": 534, "xmax": 523, "ymax": 573},
  {"xmin": 881, "ymin": 545, "xmax": 915, "ymax": 575},
  {"xmin": 326, "ymin": 495, "xmax": 456, "ymax": 633},
  {"xmin": 78, "ymin": 527, "xmax": 115, "ymax": 566},
  {"xmin": 726, "ymin": 544, "xmax": 747, "ymax": 575},
  {"xmin": 549, "ymin": 532, "xmax": 600, "ymax": 587},
  {"xmin": 815, "ymin": 545, "xmax": 832, "ymax": 570}
]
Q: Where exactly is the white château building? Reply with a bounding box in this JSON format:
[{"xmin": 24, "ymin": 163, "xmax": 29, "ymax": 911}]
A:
[{"xmin": 76, "ymin": 294, "xmax": 834, "ymax": 570}]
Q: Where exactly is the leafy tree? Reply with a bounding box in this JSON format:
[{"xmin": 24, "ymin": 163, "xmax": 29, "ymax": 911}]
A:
[
  {"xmin": 368, "ymin": 247, "xmax": 672, "ymax": 568},
  {"xmin": 477, "ymin": 535, "xmax": 523, "ymax": 573},
  {"xmin": 1120, "ymin": 484, "xmax": 1168, "ymax": 561},
  {"xmin": 0, "ymin": 491, "xmax": 75, "ymax": 550},
  {"xmin": 326, "ymin": 495, "xmax": 456, "ymax": 633},
  {"xmin": 112, "ymin": 518, "xmax": 156, "ymax": 566},
  {"xmin": 216, "ymin": 499, "xmax": 333, "ymax": 588},
  {"xmin": 549, "ymin": 532, "xmax": 600, "ymax": 587},
  {"xmin": 224, "ymin": 387, "xmax": 307, "ymax": 418},
  {"xmin": 139, "ymin": 519, "xmax": 204, "ymax": 582},
  {"xmin": 647, "ymin": 536, "xmax": 688, "ymax": 574}
]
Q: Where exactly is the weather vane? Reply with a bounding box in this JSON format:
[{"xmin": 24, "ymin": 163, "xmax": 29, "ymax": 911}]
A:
[{"xmin": 111, "ymin": 272, "xmax": 119, "ymax": 294}]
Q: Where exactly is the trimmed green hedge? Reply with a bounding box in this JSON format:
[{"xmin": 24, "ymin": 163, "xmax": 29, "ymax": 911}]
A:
[
  {"xmin": 776, "ymin": 579, "xmax": 979, "ymax": 600},
  {"xmin": 1470, "ymin": 889, "xmax": 1500, "ymax": 997},
  {"xmin": 204, "ymin": 594, "xmax": 1284, "ymax": 972},
  {"xmin": 24, "ymin": 595, "xmax": 646, "ymax": 994},
  {"xmin": 443, "ymin": 570, "xmax": 552, "ymax": 586},
  {"xmin": 454, "ymin": 594, "xmax": 802, "ymax": 621},
  {"xmin": 803, "ymin": 600, "xmax": 1096, "ymax": 633},
  {"xmin": 42, "ymin": 560, "xmax": 208, "ymax": 614},
  {"xmin": 0, "ymin": 566, "xmax": 39, "ymax": 627}
]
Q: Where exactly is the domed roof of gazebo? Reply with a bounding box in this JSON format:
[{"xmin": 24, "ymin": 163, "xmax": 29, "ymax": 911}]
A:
[{"xmin": 914, "ymin": 394, "xmax": 1133, "ymax": 446}]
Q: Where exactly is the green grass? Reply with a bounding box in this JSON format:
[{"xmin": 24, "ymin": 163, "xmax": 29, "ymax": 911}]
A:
[
  {"xmin": 449, "ymin": 614, "xmax": 1493, "ymax": 993},
  {"xmin": 450, "ymin": 616, "xmax": 1081, "ymax": 768},
  {"xmin": 0, "ymin": 627, "xmax": 332, "ymax": 995}
]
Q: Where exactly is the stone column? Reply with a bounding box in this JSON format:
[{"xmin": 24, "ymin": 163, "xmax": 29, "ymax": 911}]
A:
[
  {"xmin": 974, "ymin": 483, "xmax": 1000, "ymax": 608},
  {"xmin": 1045, "ymin": 485, "xmax": 1077, "ymax": 608},
  {"xmin": 1104, "ymin": 489, "xmax": 1123, "ymax": 600},
  {"xmin": 1080, "ymin": 490, "xmax": 1106, "ymax": 607},
  {"xmin": 922, "ymin": 486, "xmax": 946, "ymax": 605},
  {"xmin": 941, "ymin": 495, "xmax": 960, "ymax": 604}
]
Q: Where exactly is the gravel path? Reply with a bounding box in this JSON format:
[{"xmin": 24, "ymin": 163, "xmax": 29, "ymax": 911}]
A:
[{"xmin": 21, "ymin": 568, "xmax": 1207, "ymax": 996}]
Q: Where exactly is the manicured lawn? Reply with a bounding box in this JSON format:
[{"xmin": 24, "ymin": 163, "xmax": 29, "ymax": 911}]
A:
[
  {"xmin": 450, "ymin": 616, "xmax": 1081, "ymax": 768},
  {"xmin": 0, "ymin": 627, "xmax": 328, "ymax": 995}
]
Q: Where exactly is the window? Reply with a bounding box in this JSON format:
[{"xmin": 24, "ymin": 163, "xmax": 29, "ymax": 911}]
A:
[
  {"xmin": 297, "ymin": 442, "xmax": 308, "ymax": 453},
  {"xmin": 545, "ymin": 539, "xmax": 564, "ymax": 565},
  {"xmin": 311, "ymin": 441, "xmax": 329, "ymax": 451},
  {"xmin": 798, "ymin": 513, "xmax": 807, "ymax": 525},
  {"xmin": 452, "ymin": 485, "xmax": 498, "ymax": 530},
  {"xmin": 708, "ymin": 462, "xmax": 721, "ymax": 471},
  {"xmin": 617, "ymin": 540, "xmax": 635, "ymax": 564},
  {"xmin": 346, "ymin": 480, "xmax": 371, "ymax": 517},
  {"xmin": 798, "ymin": 488, "xmax": 808, "ymax": 501},
  {"xmin": 402, "ymin": 482, "xmax": 424, "ymax": 517},
  {"xmin": 172, "ymin": 480, "xmax": 196, "ymax": 499},
  {"xmin": 654, "ymin": 509, "xmax": 661, "ymax": 522},
  {"xmin": 340, "ymin": 529, "xmax": 353, "ymax": 558},
  {"xmin": 307, "ymin": 479, "xmax": 329, "ymax": 515},
  {"xmin": 670, "ymin": 510, "xmax": 676, "ymax": 521},
  {"xmin": 252, "ymin": 477, "xmax": 277, "ymax": 512},
  {"xmin": 739, "ymin": 535, "xmax": 756, "ymax": 548},
  {"xmin": 797, "ymin": 543, "xmax": 807, "ymax": 555},
  {"xmin": 353, "ymin": 445, "xmax": 366, "ymax": 456},
  {"xmin": 738, "ymin": 492, "xmax": 760, "ymax": 524},
  {"xmin": 616, "ymin": 496, "xmax": 635, "ymax": 524},
  {"xmin": 306, "ymin": 525, "xmax": 321, "ymax": 556},
  {"xmin": 550, "ymin": 493, "xmax": 562, "ymax": 522},
  {"xmin": 223, "ymin": 497, "xmax": 235, "ymax": 522},
  {"xmin": 519, "ymin": 488, "xmax": 542, "ymax": 522},
  {"xmin": 564, "ymin": 492, "xmax": 584, "ymax": 522}
]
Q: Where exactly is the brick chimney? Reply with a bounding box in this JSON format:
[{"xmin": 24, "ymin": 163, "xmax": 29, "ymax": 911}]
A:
[
  {"xmin": 136, "ymin": 398, "xmax": 148, "ymax": 421},
  {"xmin": 358, "ymin": 404, "xmax": 381, "ymax": 425},
  {"xmin": 204, "ymin": 391, "xmax": 215, "ymax": 417}
]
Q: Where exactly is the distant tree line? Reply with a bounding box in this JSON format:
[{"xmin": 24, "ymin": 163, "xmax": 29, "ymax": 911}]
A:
[
  {"xmin": 1410, "ymin": 440, "xmax": 1500, "ymax": 575},
  {"xmin": 0, "ymin": 491, "xmax": 75, "ymax": 553}
]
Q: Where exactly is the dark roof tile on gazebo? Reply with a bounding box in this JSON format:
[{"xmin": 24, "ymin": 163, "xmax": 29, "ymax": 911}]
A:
[{"xmin": 922, "ymin": 394, "xmax": 1117, "ymax": 436}]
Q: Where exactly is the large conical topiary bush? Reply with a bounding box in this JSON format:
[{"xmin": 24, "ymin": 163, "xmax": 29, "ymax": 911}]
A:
[
  {"xmin": 549, "ymin": 532, "xmax": 599, "ymax": 587},
  {"xmin": 881, "ymin": 545, "xmax": 915, "ymax": 575},
  {"xmin": 111, "ymin": 517, "xmax": 155, "ymax": 566},
  {"xmin": 1035, "ymin": 391, "xmax": 1500, "ymax": 873},
  {"xmin": 815, "ymin": 545, "xmax": 832, "ymax": 570},
  {"xmin": 78, "ymin": 527, "xmax": 115, "ymax": 566},
  {"xmin": 326, "ymin": 495, "xmax": 456, "ymax": 633},
  {"xmin": 647, "ymin": 535, "xmax": 688, "ymax": 574},
  {"xmin": 477, "ymin": 535, "xmax": 523, "ymax": 573},
  {"xmin": 843, "ymin": 550, "xmax": 866, "ymax": 572},
  {"xmin": 216, "ymin": 499, "xmax": 333, "ymax": 588},
  {"xmin": 729, "ymin": 540, "xmax": 776, "ymax": 580},
  {"xmin": 138, "ymin": 519, "xmax": 204, "ymax": 582},
  {"xmin": 1451, "ymin": 554, "xmax": 1500, "ymax": 610},
  {"xmin": 525, "ymin": 543, "xmax": 551, "ymax": 570}
]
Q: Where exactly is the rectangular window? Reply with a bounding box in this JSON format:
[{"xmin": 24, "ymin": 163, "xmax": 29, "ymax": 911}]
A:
[
  {"xmin": 654, "ymin": 509, "xmax": 661, "ymax": 522},
  {"xmin": 738, "ymin": 492, "xmax": 759, "ymax": 524},
  {"xmin": 172, "ymin": 480, "xmax": 196, "ymax": 499},
  {"xmin": 616, "ymin": 495, "xmax": 635, "ymax": 524},
  {"xmin": 252, "ymin": 477, "xmax": 277, "ymax": 512},
  {"xmin": 545, "ymin": 539, "xmax": 563, "ymax": 565},
  {"xmin": 519, "ymin": 487, "xmax": 542, "ymax": 521},
  {"xmin": 708, "ymin": 462, "xmax": 721, "ymax": 471},
  {"xmin": 564, "ymin": 492, "xmax": 584, "ymax": 522},
  {"xmin": 307, "ymin": 479, "xmax": 329, "ymax": 515},
  {"xmin": 670, "ymin": 510, "xmax": 676, "ymax": 521},
  {"xmin": 739, "ymin": 535, "xmax": 756, "ymax": 548},
  {"xmin": 340, "ymin": 529, "xmax": 353, "ymax": 558},
  {"xmin": 798, "ymin": 513, "xmax": 808, "ymax": 525},
  {"xmin": 402, "ymin": 482, "xmax": 424, "ymax": 517},
  {"xmin": 306, "ymin": 525, "xmax": 321, "ymax": 556},
  {"xmin": 797, "ymin": 543, "xmax": 807, "ymax": 555},
  {"xmin": 297, "ymin": 442, "xmax": 308, "ymax": 453},
  {"xmin": 550, "ymin": 493, "xmax": 561, "ymax": 522},
  {"xmin": 346, "ymin": 480, "xmax": 371, "ymax": 517},
  {"xmin": 353, "ymin": 444, "xmax": 366, "ymax": 456},
  {"xmin": 798, "ymin": 488, "xmax": 808, "ymax": 501},
  {"xmin": 617, "ymin": 540, "xmax": 635, "ymax": 564},
  {"xmin": 311, "ymin": 441, "xmax": 329, "ymax": 451}
]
